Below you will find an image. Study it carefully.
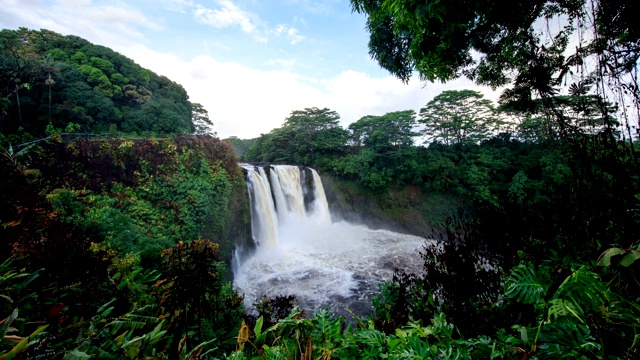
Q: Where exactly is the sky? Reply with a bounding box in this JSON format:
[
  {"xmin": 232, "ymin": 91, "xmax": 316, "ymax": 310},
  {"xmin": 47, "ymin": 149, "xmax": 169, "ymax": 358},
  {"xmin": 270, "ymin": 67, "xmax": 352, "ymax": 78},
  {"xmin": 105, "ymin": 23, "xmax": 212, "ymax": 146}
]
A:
[{"xmin": 0, "ymin": 0, "xmax": 497, "ymax": 139}]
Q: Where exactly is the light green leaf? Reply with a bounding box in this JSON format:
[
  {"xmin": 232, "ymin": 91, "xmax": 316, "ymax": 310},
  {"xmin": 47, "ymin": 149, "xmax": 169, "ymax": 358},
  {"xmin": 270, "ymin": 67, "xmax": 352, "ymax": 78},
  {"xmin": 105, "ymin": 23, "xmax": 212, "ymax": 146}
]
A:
[
  {"xmin": 254, "ymin": 316, "xmax": 263, "ymax": 338},
  {"xmin": 596, "ymin": 248, "xmax": 626, "ymax": 266},
  {"xmin": 63, "ymin": 350, "xmax": 92, "ymax": 360},
  {"xmin": 548, "ymin": 299, "xmax": 585, "ymax": 323},
  {"xmin": 620, "ymin": 250, "xmax": 640, "ymax": 267}
]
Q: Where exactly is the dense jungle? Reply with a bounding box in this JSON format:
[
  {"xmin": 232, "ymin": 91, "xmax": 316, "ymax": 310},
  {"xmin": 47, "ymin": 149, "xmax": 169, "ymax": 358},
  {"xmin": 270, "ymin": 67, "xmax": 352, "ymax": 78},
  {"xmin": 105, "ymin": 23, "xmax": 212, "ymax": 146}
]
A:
[{"xmin": 2, "ymin": 0, "xmax": 640, "ymax": 357}]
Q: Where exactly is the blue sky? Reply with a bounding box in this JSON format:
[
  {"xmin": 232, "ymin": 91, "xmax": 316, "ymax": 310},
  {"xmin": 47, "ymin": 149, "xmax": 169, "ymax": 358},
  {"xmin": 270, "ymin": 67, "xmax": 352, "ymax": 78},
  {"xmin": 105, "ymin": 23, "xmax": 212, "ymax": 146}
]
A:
[{"xmin": 1, "ymin": 0, "xmax": 495, "ymax": 138}]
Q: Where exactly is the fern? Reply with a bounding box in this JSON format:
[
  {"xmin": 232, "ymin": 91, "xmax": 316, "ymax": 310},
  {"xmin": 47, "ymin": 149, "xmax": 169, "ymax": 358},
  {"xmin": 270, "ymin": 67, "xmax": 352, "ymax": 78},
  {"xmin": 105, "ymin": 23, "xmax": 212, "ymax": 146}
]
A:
[{"xmin": 504, "ymin": 263, "xmax": 551, "ymax": 304}]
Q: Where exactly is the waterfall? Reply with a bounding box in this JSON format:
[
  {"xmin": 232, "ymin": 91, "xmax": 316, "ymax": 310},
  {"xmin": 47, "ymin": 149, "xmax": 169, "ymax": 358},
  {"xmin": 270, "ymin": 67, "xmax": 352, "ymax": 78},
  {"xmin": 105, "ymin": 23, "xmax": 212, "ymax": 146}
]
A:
[
  {"xmin": 242, "ymin": 164, "xmax": 332, "ymax": 247},
  {"xmin": 308, "ymin": 168, "xmax": 331, "ymax": 225},
  {"xmin": 243, "ymin": 165, "xmax": 279, "ymax": 247},
  {"xmin": 235, "ymin": 164, "xmax": 429, "ymax": 317},
  {"xmin": 270, "ymin": 165, "xmax": 307, "ymax": 223}
]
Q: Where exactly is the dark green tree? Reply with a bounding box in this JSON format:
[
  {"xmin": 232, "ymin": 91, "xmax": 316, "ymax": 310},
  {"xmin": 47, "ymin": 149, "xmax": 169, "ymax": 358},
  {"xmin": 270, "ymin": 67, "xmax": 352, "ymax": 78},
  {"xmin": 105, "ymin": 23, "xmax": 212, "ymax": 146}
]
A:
[
  {"xmin": 350, "ymin": 0, "xmax": 639, "ymax": 143},
  {"xmin": 419, "ymin": 90, "xmax": 499, "ymax": 145},
  {"xmin": 0, "ymin": 28, "xmax": 196, "ymax": 137},
  {"xmin": 158, "ymin": 239, "xmax": 242, "ymax": 355},
  {"xmin": 336, "ymin": 110, "xmax": 419, "ymax": 189},
  {"xmin": 282, "ymin": 107, "xmax": 348, "ymax": 165},
  {"xmin": 349, "ymin": 110, "xmax": 417, "ymax": 150}
]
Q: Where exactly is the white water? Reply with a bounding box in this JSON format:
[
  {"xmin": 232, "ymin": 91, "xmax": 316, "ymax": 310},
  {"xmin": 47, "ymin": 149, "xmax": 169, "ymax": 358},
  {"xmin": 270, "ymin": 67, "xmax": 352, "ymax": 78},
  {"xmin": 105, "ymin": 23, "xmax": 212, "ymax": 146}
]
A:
[
  {"xmin": 235, "ymin": 165, "xmax": 429, "ymax": 316},
  {"xmin": 244, "ymin": 166, "xmax": 279, "ymax": 247},
  {"xmin": 270, "ymin": 165, "xmax": 307, "ymax": 223},
  {"xmin": 308, "ymin": 168, "xmax": 331, "ymax": 225}
]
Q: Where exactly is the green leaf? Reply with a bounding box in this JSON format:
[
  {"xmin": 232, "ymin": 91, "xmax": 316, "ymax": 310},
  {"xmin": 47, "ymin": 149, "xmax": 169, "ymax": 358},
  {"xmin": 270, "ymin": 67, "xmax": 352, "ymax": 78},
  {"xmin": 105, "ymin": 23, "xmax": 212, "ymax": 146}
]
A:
[
  {"xmin": 504, "ymin": 263, "xmax": 550, "ymax": 304},
  {"xmin": 519, "ymin": 326, "xmax": 528, "ymax": 345},
  {"xmin": 145, "ymin": 320, "xmax": 166, "ymax": 345},
  {"xmin": 63, "ymin": 350, "xmax": 92, "ymax": 360},
  {"xmin": 254, "ymin": 316, "xmax": 263, "ymax": 338},
  {"xmin": 97, "ymin": 298, "xmax": 117, "ymax": 315},
  {"xmin": 0, "ymin": 309, "xmax": 19, "ymax": 338},
  {"xmin": 555, "ymin": 267, "xmax": 609, "ymax": 311},
  {"xmin": 1, "ymin": 324, "xmax": 48, "ymax": 360},
  {"xmin": 619, "ymin": 250, "xmax": 640, "ymax": 267},
  {"xmin": 596, "ymin": 248, "xmax": 626, "ymax": 266},
  {"xmin": 548, "ymin": 299, "xmax": 585, "ymax": 323}
]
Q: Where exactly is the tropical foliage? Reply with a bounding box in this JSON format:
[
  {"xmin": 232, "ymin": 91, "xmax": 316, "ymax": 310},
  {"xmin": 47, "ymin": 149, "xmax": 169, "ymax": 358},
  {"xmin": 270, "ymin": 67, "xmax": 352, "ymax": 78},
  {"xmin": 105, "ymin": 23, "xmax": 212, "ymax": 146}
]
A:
[
  {"xmin": 2, "ymin": 0, "xmax": 640, "ymax": 354},
  {"xmin": 0, "ymin": 28, "xmax": 205, "ymax": 145}
]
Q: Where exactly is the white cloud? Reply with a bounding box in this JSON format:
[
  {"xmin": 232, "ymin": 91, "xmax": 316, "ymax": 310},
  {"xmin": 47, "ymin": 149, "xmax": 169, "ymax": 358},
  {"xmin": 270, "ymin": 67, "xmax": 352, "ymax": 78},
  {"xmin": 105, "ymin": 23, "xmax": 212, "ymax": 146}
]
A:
[
  {"xmin": 274, "ymin": 24, "xmax": 287, "ymax": 35},
  {"xmin": 189, "ymin": 2, "xmax": 306, "ymax": 45},
  {"xmin": 122, "ymin": 44, "xmax": 501, "ymax": 139},
  {"xmin": 293, "ymin": 16, "xmax": 308, "ymax": 27},
  {"xmin": 282, "ymin": 0, "xmax": 339, "ymax": 15},
  {"xmin": 271, "ymin": 24, "xmax": 305, "ymax": 45},
  {"xmin": 265, "ymin": 58, "xmax": 297, "ymax": 70},
  {"xmin": 58, "ymin": 0, "xmax": 92, "ymax": 5},
  {"xmin": 193, "ymin": 1, "xmax": 256, "ymax": 33},
  {"xmin": 0, "ymin": 0, "xmax": 162, "ymax": 47},
  {"xmin": 159, "ymin": 0, "xmax": 195, "ymax": 12},
  {"xmin": 0, "ymin": 0, "xmax": 498, "ymax": 140},
  {"xmin": 95, "ymin": 6, "xmax": 163, "ymax": 31},
  {"xmin": 286, "ymin": 28, "xmax": 305, "ymax": 45},
  {"xmin": 123, "ymin": 45, "xmax": 327, "ymax": 138}
]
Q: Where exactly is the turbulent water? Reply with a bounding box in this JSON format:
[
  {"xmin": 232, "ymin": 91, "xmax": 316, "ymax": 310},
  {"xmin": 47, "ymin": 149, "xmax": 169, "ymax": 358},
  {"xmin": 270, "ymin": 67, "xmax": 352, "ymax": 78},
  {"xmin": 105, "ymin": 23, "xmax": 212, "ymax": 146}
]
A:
[{"xmin": 234, "ymin": 164, "xmax": 430, "ymax": 317}]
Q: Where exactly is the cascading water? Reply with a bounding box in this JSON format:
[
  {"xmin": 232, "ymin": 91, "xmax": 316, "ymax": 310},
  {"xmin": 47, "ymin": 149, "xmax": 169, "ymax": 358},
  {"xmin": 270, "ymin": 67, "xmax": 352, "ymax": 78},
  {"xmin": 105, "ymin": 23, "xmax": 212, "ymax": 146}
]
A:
[
  {"xmin": 245, "ymin": 166, "xmax": 279, "ymax": 247},
  {"xmin": 235, "ymin": 164, "xmax": 430, "ymax": 316}
]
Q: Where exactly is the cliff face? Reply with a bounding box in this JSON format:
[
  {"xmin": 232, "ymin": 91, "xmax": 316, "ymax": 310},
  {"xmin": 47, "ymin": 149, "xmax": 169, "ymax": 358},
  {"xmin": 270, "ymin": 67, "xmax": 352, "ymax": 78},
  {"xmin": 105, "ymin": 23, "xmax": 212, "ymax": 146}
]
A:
[
  {"xmin": 320, "ymin": 173, "xmax": 460, "ymax": 238},
  {"xmin": 1, "ymin": 135, "xmax": 251, "ymax": 267}
]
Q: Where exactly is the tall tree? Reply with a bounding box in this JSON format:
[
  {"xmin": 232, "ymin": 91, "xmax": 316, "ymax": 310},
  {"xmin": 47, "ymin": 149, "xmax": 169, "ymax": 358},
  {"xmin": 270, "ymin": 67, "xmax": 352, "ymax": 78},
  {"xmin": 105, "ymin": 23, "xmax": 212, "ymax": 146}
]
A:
[
  {"xmin": 351, "ymin": 0, "xmax": 639, "ymax": 143},
  {"xmin": 419, "ymin": 90, "xmax": 498, "ymax": 145},
  {"xmin": 349, "ymin": 110, "xmax": 417, "ymax": 150},
  {"xmin": 282, "ymin": 107, "xmax": 348, "ymax": 165},
  {"xmin": 337, "ymin": 110, "xmax": 419, "ymax": 189},
  {"xmin": 191, "ymin": 102, "xmax": 214, "ymax": 135},
  {"xmin": 0, "ymin": 29, "xmax": 39, "ymax": 130}
]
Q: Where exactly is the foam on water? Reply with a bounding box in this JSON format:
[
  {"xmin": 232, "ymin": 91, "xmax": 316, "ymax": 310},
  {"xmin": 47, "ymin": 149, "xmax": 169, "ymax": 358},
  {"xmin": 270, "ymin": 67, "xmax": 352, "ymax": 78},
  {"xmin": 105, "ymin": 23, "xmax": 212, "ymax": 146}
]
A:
[{"xmin": 235, "ymin": 165, "xmax": 430, "ymax": 316}]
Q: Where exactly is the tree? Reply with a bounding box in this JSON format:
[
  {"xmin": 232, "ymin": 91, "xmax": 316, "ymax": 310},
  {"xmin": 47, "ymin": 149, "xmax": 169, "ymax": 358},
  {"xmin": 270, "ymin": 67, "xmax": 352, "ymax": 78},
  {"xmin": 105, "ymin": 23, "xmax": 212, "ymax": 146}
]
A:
[
  {"xmin": 419, "ymin": 90, "xmax": 499, "ymax": 145},
  {"xmin": 257, "ymin": 126, "xmax": 297, "ymax": 163},
  {"xmin": 351, "ymin": 0, "xmax": 639, "ymax": 143},
  {"xmin": 41, "ymin": 56, "xmax": 59, "ymax": 124},
  {"xmin": 157, "ymin": 238, "xmax": 242, "ymax": 354},
  {"xmin": 158, "ymin": 239, "xmax": 223, "ymax": 326},
  {"xmin": 337, "ymin": 110, "xmax": 420, "ymax": 189},
  {"xmin": 191, "ymin": 102, "xmax": 214, "ymax": 135},
  {"xmin": 349, "ymin": 110, "xmax": 417, "ymax": 150},
  {"xmin": 0, "ymin": 28, "xmax": 197, "ymax": 136},
  {"xmin": 283, "ymin": 107, "xmax": 348, "ymax": 165},
  {"xmin": 0, "ymin": 29, "xmax": 39, "ymax": 130}
]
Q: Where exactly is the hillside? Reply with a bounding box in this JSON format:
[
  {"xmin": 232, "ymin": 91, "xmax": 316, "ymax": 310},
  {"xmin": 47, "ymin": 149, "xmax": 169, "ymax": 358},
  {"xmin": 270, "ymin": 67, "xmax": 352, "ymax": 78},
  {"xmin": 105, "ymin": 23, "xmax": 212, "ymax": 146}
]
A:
[{"xmin": 0, "ymin": 28, "xmax": 202, "ymax": 143}]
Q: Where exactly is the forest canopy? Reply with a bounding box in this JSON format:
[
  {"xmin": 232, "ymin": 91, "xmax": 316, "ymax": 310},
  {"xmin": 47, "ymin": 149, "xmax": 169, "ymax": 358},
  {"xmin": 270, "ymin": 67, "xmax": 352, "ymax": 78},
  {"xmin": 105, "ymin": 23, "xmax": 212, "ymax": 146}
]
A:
[
  {"xmin": 351, "ymin": 0, "xmax": 640, "ymax": 144},
  {"xmin": 2, "ymin": 0, "xmax": 640, "ymax": 355},
  {"xmin": 0, "ymin": 28, "xmax": 214, "ymax": 143}
]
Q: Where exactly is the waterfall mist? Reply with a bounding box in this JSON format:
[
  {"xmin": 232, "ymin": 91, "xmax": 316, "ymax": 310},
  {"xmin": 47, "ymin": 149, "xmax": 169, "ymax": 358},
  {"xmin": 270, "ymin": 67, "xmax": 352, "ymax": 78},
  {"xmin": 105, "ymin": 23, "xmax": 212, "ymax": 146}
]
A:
[{"xmin": 234, "ymin": 164, "xmax": 430, "ymax": 317}]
